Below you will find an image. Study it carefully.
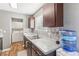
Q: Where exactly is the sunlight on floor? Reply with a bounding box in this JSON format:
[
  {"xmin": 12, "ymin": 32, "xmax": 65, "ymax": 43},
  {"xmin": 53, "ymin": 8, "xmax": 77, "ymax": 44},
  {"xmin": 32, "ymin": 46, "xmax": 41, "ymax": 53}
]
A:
[
  {"xmin": 0, "ymin": 41, "xmax": 26, "ymax": 56},
  {"xmin": 17, "ymin": 50, "xmax": 27, "ymax": 56}
]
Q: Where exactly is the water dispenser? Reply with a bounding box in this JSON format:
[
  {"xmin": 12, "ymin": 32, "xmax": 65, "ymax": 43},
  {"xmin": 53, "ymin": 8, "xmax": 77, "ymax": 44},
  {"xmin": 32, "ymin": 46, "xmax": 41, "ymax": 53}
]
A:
[{"xmin": 60, "ymin": 30, "xmax": 77, "ymax": 52}]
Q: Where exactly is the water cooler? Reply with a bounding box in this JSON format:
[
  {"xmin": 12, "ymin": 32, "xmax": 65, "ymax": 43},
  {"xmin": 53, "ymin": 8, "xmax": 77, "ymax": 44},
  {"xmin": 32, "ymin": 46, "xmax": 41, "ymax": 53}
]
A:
[{"xmin": 56, "ymin": 30, "xmax": 79, "ymax": 56}]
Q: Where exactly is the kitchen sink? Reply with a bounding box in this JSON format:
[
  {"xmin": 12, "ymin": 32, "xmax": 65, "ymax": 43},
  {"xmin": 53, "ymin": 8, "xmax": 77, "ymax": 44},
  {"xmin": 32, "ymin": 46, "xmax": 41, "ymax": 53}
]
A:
[
  {"xmin": 30, "ymin": 35, "xmax": 40, "ymax": 40},
  {"xmin": 24, "ymin": 32, "xmax": 40, "ymax": 40}
]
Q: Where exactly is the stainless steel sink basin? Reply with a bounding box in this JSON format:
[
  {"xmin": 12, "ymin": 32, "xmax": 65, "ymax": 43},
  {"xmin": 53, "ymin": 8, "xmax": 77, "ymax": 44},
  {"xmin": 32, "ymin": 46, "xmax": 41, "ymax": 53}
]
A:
[
  {"xmin": 24, "ymin": 32, "xmax": 40, "ymax": 40},
  {"xmin": 30, "ymin": 35, "xmax": 40, "ymax": 40}
]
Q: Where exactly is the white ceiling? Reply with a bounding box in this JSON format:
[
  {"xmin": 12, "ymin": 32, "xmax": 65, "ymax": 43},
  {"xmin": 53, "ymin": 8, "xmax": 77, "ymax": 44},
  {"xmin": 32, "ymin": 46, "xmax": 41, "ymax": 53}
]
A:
[{"xmin": 0, "ymin": 3, "xmax": 44, "ymax": 15}]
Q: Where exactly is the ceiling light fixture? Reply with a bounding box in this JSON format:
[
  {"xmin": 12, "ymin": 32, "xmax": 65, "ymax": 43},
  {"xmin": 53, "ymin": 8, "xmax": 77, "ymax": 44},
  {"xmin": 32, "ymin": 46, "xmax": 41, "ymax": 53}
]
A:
[{"xmin": 10, "ymin": 3, "xmax": 17, "ymax": 8}]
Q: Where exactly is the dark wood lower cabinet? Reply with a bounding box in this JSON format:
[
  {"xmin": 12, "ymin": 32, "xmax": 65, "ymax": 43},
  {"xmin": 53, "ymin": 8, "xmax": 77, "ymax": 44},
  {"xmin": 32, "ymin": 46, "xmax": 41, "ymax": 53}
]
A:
[
  {"xmin": 32, "ymin": 49, "xmax": 39, "ymax": 56},
  {"xmin": 27, "ymin": 42, "xmax": 32, "ymax": 56},
  {"xmin": 24, "ymin": 36, "xmax": 56, "ymax": 56},
  {"xmin": 24, "ymin": 36, "xmax": 27, "ymax": 49},
  {"xmin": 32, "ymin": 45, "xmax": 44, "ymax": 56},
  {"xmin": 27, "ymin": 42, "xmax": 56, "ymax": 56},
  {"xmin": 27, "ymin": 42, "xmax": 44, "ymax": 56}
]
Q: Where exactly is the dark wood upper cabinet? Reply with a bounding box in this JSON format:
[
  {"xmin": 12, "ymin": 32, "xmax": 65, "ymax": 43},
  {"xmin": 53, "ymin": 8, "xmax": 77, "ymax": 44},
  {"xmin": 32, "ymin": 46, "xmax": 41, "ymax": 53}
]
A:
[
  {"xmin": 28, "ymin": 17, "xmax": 30, "ymax": 28},
  {"xmin": 28, "ymin": 16, "xmax": 35, "ymax": 28},
  {"xmin": 43, "ymin": 3, "xmax": 63, "ymax": 27}
]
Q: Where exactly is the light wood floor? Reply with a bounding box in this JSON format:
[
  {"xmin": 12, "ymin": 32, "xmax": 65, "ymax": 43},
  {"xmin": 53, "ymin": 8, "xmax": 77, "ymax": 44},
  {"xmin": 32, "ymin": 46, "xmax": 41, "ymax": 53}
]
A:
[{"xmin": 0, "ymin": 41, "xmax": 25, "ymax": 56}]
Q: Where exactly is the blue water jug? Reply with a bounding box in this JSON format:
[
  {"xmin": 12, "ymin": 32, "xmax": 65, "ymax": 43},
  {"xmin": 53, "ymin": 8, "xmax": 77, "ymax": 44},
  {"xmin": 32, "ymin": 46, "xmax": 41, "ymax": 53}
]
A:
[{"xmin": 60, "ymin": 30, "xmax": 77, "ymax": 52}]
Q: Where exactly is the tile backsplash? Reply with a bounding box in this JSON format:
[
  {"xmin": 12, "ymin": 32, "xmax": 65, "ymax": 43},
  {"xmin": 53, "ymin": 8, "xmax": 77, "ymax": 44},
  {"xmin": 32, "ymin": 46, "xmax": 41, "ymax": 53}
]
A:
[
  {"xmin": 25, "ymin": 27, "xmax": 63, "ymax": 41},
  {"xmin": 35, "ymin": 27, "xmax": 63, "ymax": 41}
]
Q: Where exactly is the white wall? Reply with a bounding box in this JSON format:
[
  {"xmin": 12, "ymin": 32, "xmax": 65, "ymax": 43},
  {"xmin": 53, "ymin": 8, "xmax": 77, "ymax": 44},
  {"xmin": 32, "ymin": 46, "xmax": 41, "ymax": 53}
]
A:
[
  {"xmin": 0, "ymin": 10, "xmax": 28, "ymax": 49},
  {"xmin": 34, "ymin": 8, "xmax": 43, "ymax": 29},
  {"xmin": 64, "ymin": 3, "xmax": 79, "ymax": 51}
]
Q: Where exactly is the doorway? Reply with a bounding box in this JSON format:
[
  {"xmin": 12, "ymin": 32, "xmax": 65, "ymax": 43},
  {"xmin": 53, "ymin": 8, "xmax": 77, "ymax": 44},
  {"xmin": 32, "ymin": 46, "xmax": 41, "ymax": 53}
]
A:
[{"xmin": 11, "ymin": 18, "xmax": 23, "ymax": 43}]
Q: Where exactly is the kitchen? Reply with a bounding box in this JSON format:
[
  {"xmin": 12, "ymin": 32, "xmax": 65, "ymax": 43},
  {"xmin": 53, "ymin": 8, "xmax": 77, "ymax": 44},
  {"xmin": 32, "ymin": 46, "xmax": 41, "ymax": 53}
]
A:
[
  {"xmin": 24, "ymin": 3, "xmax": 63, "ymax": 56},
  {"xmin": 0, "ymin": 3, "xmax": 79, "ymax": 56}
]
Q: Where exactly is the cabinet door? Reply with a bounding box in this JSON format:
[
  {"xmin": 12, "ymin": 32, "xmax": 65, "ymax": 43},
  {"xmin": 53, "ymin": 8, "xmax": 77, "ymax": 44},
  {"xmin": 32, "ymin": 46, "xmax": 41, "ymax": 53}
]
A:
[
  {"xmin": 43, "ymin": 3, "xmax": 55, "ymax": 27},
  {"xmin": 32, "ymin": 49, "xmax": 39, "ymax": 56},
  {"xmin": 30, "ymin": 18, "xmax": 35, "ymax": 28},
  {"xmin": 27, "ymin": 42, "xmax": 32, "ymax": 56},
  {"xmin": 28, "ymin": 17, "xmax": 30, "ymax": 28},
  {"xmin": 28, "ymin": 16, "xmax": 35, "ymax": 28},
  {"xmin": 55, "ymin": 3, "xmax": 63, "ymax": 27}
]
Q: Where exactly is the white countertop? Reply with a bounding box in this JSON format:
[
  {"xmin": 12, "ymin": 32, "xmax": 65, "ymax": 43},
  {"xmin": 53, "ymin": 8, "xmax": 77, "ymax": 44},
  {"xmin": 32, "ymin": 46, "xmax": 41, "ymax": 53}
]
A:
[{"xmin": 24, "ymin": 33, "xmax": 60, "ymax": 55}]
